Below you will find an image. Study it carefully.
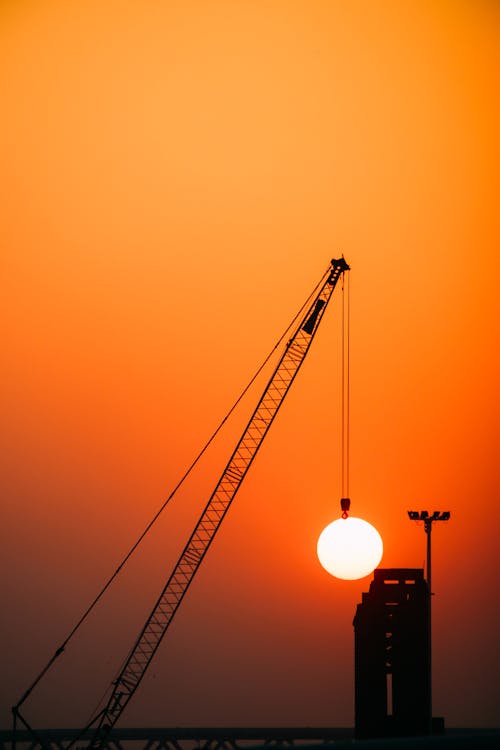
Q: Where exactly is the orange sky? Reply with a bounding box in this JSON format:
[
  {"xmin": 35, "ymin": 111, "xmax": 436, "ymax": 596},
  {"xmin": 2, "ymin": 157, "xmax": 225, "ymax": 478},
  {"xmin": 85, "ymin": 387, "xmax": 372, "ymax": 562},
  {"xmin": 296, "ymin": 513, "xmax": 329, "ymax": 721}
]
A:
[{"xmin": 1, "ymin": 0, "xmax": 499, "ymax": 731}]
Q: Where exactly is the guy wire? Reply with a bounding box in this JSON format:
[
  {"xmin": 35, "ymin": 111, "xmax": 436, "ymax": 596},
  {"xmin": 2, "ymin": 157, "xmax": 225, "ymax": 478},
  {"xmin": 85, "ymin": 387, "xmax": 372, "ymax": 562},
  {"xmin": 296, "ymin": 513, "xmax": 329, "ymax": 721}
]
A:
[{"xmin": 13, "ymin": 262, "xmax": 332, "ymax": 715}]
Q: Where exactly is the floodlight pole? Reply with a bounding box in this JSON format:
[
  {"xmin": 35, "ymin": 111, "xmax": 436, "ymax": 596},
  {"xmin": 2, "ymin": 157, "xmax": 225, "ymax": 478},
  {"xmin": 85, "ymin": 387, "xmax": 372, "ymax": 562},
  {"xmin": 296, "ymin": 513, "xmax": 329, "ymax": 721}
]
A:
[
  {"xmin": 407, "ymin": 510, "xmax": 450, "ymax": 734},
  {"xmin": 424, "ymin": 516, "xmax": 433, "ymax": 736},
  {"xmin": 424, "ymin": 517, "xmax": 432, "ymax": 604}
]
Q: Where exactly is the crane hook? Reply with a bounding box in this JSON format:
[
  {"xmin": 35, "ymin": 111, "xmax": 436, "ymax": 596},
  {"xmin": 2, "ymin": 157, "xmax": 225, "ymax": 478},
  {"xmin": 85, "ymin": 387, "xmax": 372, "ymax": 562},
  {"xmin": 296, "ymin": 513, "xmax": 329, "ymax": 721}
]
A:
[{"xmin": 340, "ymin": 497, "xmax": 351, "ymax": 519}]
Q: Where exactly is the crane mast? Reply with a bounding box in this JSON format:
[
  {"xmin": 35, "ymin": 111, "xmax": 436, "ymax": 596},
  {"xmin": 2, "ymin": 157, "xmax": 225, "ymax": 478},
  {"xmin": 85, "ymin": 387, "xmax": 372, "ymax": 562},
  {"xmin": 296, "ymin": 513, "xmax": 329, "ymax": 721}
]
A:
[{"xmin": 33, "ymin": 258, "xmax": 349, "ymax": 749}]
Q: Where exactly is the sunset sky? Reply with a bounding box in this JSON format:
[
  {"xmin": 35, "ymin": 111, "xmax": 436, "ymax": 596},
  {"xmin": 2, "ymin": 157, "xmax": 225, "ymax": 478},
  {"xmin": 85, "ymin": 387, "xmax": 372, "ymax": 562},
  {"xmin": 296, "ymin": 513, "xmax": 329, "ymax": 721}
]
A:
[{"xmin": 1, "ymin": 0, "xmax": 499, "ymax": 732}]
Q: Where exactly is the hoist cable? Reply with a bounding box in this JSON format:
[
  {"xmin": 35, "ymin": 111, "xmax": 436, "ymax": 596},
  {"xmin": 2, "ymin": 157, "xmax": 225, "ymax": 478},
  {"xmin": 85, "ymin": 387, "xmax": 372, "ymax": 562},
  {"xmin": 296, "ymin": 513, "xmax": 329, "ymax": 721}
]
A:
[
  {"xmin": 346, "ymin": 272, "xmax": 351, "ymax": 497},
  {"xmin": 341, "ymin": 277, "xmax": 345, "ymax": 498},
  {"xmin": 13, "ymin": 263, "xmax": 332, "ymax": 716},
  {"xmin": 341, "ymin": 270, "xmax": 351, "ymax": 499}
]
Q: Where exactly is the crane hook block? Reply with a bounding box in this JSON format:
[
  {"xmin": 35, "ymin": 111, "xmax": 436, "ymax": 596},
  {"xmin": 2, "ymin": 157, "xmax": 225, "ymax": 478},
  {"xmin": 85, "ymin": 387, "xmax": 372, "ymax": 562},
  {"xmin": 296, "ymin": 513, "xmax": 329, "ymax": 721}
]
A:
[{"xmin": 341, "ymin": 497, "xmax": 351, "ymax": 519}]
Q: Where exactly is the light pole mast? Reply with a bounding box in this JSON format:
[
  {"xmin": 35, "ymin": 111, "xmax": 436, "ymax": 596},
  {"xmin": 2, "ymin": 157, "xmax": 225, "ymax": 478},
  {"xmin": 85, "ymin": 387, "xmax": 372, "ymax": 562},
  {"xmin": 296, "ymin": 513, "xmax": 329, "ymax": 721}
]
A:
[{"xmin": 407, "ymin": 510, "xmax": 450, "ymax": 734}]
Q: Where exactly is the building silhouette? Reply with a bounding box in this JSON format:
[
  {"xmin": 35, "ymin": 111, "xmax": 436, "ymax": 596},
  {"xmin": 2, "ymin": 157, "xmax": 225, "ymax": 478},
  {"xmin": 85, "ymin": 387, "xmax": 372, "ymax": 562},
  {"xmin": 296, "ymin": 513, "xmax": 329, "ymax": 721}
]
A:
[{"xmin": 353, "ymin": 568, "xmax": 430, "ymax": 738}]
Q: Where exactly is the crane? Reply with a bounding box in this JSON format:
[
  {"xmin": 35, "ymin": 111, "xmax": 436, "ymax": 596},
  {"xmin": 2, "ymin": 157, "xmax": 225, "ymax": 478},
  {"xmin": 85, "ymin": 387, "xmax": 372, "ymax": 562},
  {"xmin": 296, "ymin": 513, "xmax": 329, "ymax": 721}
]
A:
[{"xmin": 13, "ymin": 257, "xmax": 349, "ymax": 750}]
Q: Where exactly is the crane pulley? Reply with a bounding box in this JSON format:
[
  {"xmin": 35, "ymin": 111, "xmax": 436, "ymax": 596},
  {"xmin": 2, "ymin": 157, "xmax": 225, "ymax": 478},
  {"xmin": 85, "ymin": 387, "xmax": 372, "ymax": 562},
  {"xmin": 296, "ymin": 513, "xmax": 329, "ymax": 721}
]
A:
[{"xmin": 13, "ymin": 257, "xmax": 349, "ymax": 750}]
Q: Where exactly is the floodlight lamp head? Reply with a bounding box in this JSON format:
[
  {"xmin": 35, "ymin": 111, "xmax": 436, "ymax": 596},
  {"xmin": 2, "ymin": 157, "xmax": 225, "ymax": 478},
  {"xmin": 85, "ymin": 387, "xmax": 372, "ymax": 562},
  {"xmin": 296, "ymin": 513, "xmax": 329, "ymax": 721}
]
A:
[{"xmin": 407, "ymin": 509, "xmax": 451, "ymax": 522}]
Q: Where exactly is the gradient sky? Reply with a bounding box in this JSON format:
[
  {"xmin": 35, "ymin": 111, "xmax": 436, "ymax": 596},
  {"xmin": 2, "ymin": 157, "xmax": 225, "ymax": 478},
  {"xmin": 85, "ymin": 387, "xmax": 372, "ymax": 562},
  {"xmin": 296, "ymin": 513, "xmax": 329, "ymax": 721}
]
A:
[{"xmin": 1, "ymin": 0, "xmax": 499, "ymax": 732}]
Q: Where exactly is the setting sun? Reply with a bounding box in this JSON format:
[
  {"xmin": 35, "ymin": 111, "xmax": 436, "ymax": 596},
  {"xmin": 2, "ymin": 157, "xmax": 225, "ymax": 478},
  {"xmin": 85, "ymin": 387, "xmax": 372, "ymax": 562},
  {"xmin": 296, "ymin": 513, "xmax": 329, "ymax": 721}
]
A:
[{"xmin": 317, "ymin": 516, "xmax": 383, "ymax": 580}]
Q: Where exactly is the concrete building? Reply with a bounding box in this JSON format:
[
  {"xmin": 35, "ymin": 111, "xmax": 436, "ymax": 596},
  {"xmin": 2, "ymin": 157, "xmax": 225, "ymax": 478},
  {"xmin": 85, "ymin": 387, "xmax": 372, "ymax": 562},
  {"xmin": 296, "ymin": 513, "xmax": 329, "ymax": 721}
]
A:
[{"xmin": 353, "ymin": 568, "xmax": 430, "ymax": 738}]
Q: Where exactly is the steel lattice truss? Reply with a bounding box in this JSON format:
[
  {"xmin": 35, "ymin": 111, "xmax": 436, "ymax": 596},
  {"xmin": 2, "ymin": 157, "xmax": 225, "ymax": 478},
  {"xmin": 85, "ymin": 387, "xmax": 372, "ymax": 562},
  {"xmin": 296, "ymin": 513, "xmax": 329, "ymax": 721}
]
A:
[
  {"xmin": 2, "ymin": 726, "xmax": 354, "ymax": 750},
  {"xmin": 81, "ymin": 258, "xmax": 349, "ymax": 747}
]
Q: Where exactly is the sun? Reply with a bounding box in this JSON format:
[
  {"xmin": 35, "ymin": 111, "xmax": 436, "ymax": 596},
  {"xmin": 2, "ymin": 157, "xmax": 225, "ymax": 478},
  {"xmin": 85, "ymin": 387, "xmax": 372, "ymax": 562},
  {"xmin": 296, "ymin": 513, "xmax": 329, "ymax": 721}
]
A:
[{"xmin": 317, "ymin": 516, "xmax": 383, "ymax": 580}]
